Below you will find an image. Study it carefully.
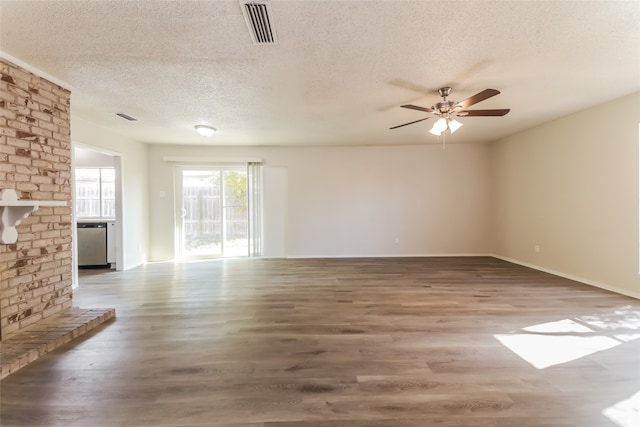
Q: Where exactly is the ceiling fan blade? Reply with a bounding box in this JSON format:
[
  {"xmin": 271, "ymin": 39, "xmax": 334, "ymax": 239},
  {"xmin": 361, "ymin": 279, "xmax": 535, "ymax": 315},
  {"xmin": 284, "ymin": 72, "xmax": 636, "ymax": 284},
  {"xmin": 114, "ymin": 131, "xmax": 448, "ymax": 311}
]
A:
[
  {"xmin": 454, "ymin": 89, "xmax": 500, "ymax": 110},
  {"xmin": 389, "ymin": 117, "xmax": 430, "ymax": 129},
  {"xmin": 457, "ymin": 109, "xmax": 510, "ymax": 117},
  {"xmin": 400, "ymin": 104, "xmax": 433, "ymax": 113}
]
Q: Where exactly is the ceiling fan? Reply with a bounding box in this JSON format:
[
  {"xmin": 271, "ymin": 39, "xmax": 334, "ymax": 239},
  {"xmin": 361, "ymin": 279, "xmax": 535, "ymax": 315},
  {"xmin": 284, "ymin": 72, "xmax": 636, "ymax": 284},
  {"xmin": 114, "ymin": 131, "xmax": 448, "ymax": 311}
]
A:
[{"xmin": 390, "ymin": 87, "xmax": 510, "ymax": 136}]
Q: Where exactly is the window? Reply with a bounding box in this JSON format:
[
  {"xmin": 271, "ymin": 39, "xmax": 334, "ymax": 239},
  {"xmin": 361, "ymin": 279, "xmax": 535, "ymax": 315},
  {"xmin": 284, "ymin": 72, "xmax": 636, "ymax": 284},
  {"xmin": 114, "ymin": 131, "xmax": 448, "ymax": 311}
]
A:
[
  {"xmin": 178, "ymin": 167, "xmax": 249, "ymax": 258},
  {"xmin": 75, "ymin": 168, "xmax": 115, "ymax": 218}
]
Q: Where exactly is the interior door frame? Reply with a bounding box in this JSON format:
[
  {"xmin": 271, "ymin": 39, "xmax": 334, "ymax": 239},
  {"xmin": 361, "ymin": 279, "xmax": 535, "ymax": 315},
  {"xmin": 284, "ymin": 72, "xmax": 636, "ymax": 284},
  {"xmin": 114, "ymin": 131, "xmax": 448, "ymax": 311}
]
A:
[{"xmin": 71, "ymin": 144, "xmax": 124, "ymax": 287}]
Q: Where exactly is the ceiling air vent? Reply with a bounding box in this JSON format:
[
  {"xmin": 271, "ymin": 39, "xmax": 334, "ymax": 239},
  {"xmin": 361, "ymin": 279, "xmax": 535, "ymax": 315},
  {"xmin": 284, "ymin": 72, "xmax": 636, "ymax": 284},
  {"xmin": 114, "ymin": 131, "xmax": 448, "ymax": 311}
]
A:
[
  {"xmin": 114, "ymin": 112, "xmax": 138, "ymax": 121},
  {"xmin": 240, "ymin": 0, "xmax": 278, "ymax": 45}
]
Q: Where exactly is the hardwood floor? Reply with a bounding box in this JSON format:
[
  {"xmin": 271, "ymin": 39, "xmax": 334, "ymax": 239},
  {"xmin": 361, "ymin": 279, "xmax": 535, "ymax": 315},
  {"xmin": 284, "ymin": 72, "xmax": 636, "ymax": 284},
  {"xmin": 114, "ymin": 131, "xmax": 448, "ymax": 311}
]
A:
[{"xmin": 1, "ymin": 257, "xmax": 639, "ymax": 426}]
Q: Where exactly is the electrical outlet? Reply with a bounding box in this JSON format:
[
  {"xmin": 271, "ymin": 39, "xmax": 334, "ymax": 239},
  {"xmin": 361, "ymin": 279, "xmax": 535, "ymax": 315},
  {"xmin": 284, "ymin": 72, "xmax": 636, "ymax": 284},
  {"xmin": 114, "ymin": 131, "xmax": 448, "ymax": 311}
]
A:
[{"xmin": 534, "ymin": 245, "xmax": 541, "ymax": 253}]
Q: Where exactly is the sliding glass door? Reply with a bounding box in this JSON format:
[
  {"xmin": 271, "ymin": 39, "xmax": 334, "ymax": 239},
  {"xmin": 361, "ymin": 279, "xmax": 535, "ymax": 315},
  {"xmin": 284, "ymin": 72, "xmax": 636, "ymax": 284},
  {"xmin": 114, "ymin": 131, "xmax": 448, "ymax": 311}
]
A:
[{"xmin": 177, "ymin": 167, "xmax": 248, "ymax": 258}]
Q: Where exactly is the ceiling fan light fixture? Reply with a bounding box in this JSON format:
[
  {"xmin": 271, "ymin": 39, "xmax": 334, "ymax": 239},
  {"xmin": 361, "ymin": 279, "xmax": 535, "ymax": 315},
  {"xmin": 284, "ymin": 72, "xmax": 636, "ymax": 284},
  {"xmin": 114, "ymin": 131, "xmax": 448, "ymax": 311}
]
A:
[
  {"xmin": 430, "ymin": 117, "xmax": 448, "ymax": 135},
  {"xmin": 448, "ymin": 119, "xmax": 463, "ymax": 133},
  {"xmin": 195, "ymin": 125, "xmax": 217, "ymax": 137}
]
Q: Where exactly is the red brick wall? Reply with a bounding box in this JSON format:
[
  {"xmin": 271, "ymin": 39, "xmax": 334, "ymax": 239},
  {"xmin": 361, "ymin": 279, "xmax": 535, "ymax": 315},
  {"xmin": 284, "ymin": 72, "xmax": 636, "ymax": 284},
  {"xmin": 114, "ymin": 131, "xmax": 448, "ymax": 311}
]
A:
[{"xmin": 0, "ymin": 58, "xmax": 73, "ymax": 340}]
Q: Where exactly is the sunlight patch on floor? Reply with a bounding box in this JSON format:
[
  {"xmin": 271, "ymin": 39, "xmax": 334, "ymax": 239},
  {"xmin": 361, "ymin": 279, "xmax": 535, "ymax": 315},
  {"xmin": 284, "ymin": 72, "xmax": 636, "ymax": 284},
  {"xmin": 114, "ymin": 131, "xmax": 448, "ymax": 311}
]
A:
[
  {"xmin": 522, "ymin": 318, "xmax": 593, "ymax": 334},
  {"xmin": 578, "ymin": 306, "xmax": 640, "ymax": 335},
  {"xmin": 494, "ymin": 307, "xmax": 640, "ymax": 370},
  {"xmin": 603, "ymin": 390, "xmax": 640, "ymax": 427},
  {"xmin": 495, "ymin": 324, "xmax": 620, "ymax": 369}
]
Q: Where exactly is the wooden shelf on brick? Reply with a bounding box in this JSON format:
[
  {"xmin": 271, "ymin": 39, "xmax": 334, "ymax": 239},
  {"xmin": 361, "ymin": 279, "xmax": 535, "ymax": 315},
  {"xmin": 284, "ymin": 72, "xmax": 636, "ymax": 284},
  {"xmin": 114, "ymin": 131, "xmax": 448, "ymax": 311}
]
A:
[{"xmin": 0, "ymin": 189, "xmax": 66, "ymax": 244}]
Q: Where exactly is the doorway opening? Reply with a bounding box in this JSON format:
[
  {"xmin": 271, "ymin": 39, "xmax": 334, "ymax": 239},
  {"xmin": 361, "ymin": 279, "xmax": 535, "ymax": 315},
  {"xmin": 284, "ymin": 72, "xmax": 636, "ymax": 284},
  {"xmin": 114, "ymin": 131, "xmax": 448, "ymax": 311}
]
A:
[
  {"xmin": 176, "ymin": 166, "xmax": 249, "ymax": 259},
  {"xmin": 72, "ymin": 145, "xmax": 124, "ymax": 286}
]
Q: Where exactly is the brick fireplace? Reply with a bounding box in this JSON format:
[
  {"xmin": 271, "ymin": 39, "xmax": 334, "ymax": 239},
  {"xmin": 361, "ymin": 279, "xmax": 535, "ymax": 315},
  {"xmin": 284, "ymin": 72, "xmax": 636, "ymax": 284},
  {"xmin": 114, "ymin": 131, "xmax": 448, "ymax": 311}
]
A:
[
  {"xmin": 0, "ymin": 58, "xmax": 115, "ymax": 378},
  {"xmin": 0, "ymin": 57, "xmax": 74, "ymax": 339}
]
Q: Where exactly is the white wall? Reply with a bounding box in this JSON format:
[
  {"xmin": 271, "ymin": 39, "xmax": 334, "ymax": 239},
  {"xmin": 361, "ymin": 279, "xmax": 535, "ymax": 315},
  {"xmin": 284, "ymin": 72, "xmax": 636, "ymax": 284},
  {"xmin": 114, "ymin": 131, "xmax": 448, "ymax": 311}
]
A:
[
  {"xmin": 262, "ymin": 166, "xmax": 288, "ymax": 257},
  {"xmin": 71, "ymin": 116, "xmax": 149, "ymax": 269},
  {"xmin": 74, "ymin": 146, "xmax": 115, "ymax": 168},
  {"xmin": 147, "ymin": 143, "xmax": 493, "ymax": 261},
  {"xmin": 491, "ymin": 92, "xmax": 640, "ymax": 298}
]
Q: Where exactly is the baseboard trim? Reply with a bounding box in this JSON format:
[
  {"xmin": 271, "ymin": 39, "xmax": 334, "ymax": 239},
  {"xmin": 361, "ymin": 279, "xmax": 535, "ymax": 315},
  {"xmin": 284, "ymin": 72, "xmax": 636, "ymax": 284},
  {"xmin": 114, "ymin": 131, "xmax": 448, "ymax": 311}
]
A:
[
  {"xmin": 123, "ymin": 261, "xmax": 146, "ymax": 270},
  {"xmin": 491, "ymin": 254, "xmax": 640, "ymax": 300},
  {"xmin": 286, "ymin": 253, "xmax": 492, "ymax": 259}
]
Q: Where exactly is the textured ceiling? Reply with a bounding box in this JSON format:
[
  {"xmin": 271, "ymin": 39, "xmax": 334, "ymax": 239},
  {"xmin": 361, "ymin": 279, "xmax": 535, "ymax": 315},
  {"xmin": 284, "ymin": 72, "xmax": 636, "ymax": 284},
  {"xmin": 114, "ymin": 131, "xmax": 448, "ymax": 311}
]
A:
[{"xmin": 1, "ymin": 0, "xmax": 639, "ymax": 146}]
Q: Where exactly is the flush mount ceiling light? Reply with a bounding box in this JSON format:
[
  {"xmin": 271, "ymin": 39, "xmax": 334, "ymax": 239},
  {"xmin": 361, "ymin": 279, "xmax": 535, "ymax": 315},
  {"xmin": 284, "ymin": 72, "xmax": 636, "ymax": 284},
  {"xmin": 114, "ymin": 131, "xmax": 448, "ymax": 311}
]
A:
[{"xmin": 194, "ymin": 125, "xmax": 217, "ymax": 137}]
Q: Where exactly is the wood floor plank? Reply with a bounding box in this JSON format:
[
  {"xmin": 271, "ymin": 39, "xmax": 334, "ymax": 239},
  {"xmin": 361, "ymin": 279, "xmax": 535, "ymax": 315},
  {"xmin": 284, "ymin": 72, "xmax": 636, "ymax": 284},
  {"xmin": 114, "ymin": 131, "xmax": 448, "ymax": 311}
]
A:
[{"xmin": 1, "ymin": 257, "xmax": 639, "ymax": 426}]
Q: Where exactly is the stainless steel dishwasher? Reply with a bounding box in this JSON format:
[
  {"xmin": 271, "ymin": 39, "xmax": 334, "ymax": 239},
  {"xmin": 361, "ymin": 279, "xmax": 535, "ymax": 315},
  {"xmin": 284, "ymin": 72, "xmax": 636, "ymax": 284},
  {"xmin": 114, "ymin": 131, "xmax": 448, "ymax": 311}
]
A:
[{"xmin": 77, "ymin": 222, "xmax": 108, "ymax": 267}]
